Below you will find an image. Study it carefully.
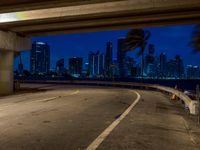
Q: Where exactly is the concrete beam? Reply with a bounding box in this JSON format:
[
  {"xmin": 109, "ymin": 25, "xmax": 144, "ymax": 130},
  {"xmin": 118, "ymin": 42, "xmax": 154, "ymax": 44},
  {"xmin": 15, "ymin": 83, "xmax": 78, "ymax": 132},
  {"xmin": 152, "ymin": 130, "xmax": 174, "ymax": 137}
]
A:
[
  {"xmin": 0, "ymin": 0, "xmax": 200, "ymax": 24},
  {"xmin": 8, "ymin": 10, "xmax": 200, "ymax": 36},
  {"xmin": 0, "ymin": 31, "xmax": 31, "ymax": 51},
  {"xmin": 0, "ymin": 0, "xmax": 119, "ymax": 13},
  {"xmin": 0, "ymin": 0, "xmax": 200, "ymax": 35}
]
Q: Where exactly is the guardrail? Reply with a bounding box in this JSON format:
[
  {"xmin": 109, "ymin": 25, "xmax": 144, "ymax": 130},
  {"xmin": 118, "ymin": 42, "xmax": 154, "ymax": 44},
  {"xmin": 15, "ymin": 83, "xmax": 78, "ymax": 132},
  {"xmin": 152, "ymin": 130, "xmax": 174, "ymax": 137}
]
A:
[{"xmin": 17, "ymin": 80, "xmax": 199, "ymax": 115}]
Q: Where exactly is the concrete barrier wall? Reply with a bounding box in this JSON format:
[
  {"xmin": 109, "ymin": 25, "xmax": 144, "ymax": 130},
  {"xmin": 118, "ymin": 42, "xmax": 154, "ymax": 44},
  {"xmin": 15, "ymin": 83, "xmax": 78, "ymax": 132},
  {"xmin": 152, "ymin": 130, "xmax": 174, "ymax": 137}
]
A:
[
  {"xmin": 18, "ymin": 80, "xmax": 199, "ymax": 115},
  {"xmin": 149, "ymin": 85, "xmax": 199, "ymax": 115}
]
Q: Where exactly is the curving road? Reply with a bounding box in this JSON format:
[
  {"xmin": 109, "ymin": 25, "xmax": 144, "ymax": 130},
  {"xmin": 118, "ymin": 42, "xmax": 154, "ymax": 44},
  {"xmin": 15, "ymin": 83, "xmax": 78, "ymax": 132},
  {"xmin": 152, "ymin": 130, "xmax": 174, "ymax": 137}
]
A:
[{"xmin": 0, "ymin": 84, "xmax": 199, "ymax": 150}]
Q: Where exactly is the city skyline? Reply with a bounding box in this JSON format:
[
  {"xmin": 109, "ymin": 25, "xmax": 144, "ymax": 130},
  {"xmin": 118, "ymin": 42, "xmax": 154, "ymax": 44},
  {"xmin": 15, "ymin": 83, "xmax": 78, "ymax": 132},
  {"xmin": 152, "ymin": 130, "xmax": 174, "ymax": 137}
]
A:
[
  {"xmin": 14, "ymin": 24, "xmax": 200, "ymax": 71},
  {"xmin": 15, "ymin": 39, "xmax": 200, "ymax": 79}
]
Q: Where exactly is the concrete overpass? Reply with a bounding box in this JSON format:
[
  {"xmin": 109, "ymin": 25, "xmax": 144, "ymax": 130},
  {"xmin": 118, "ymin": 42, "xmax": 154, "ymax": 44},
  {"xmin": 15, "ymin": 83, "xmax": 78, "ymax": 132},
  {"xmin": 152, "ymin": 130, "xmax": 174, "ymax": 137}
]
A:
[{"xmin": 0, "ymin": 0, "xmax": 200, "ymax": 94}]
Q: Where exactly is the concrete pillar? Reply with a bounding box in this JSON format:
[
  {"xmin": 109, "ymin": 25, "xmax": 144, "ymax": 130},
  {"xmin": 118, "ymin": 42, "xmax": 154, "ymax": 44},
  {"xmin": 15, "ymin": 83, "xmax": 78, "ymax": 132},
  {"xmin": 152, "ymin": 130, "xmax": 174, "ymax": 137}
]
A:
[
  {"xmin": 0, "ymin": 30, "xmax": 31, "ymax": 95},
  {"xmin": 0, "ymin": 50, "xmax": 14, "ymax": 95}
]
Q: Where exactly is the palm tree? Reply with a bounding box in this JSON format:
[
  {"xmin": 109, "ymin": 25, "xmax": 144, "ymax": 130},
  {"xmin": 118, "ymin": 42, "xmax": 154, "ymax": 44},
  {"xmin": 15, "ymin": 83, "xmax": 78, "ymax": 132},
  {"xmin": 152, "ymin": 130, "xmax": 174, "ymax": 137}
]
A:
[
  {"xmin": 124, "ymin": 29, "xmax": 151, "ymax": 78},
  {"xmin": 190, "ymin": 25, "xmax": 200, "ymax": 53}
]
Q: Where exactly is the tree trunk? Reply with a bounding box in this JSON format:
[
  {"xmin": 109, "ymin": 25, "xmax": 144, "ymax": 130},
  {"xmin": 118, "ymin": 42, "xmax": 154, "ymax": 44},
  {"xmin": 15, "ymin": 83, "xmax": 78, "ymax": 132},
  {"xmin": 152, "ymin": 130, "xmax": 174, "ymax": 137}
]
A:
[
  {"xmin": 141, "ymin": 54, "xmax": 144, "ymax": 82},
  {"xmin": 141, "ymin": 46, "xmax": 145, "ymax": 82}
]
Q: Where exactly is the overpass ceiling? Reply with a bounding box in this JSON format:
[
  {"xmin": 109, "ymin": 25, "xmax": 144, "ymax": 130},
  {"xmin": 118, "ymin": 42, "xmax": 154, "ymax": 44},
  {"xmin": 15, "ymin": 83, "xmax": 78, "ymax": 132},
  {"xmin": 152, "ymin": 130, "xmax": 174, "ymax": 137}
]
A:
[
  {"xmin": 0, "ymin": 0, "xmax": 120, "ymax": 13},
  {"xmin": 0, "ymin": 0, "xmax": 200, "ymax": 36}
]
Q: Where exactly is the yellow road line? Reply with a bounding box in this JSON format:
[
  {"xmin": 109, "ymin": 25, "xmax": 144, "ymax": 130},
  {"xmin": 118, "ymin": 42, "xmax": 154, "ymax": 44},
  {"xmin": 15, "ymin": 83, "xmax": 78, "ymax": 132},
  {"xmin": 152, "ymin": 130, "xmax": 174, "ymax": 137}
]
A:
[
  {"xmin": 31, "ymin": 89, "xmax": 80, "ymax": 102},
  {"xmin": 0, "ymin": 89, "xmax": 80, "ymax": 109},
  {"xmin": 69, "ymin": 90, "xmax": 80, "ymax": 96}
]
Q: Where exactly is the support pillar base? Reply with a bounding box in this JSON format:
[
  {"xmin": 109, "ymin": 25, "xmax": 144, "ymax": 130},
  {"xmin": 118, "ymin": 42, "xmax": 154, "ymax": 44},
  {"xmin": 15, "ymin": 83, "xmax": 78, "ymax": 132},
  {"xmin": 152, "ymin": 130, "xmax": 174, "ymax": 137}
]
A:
[{"xmin": 0, "ymin": 51, "xmax": 14, "ymax": 95}]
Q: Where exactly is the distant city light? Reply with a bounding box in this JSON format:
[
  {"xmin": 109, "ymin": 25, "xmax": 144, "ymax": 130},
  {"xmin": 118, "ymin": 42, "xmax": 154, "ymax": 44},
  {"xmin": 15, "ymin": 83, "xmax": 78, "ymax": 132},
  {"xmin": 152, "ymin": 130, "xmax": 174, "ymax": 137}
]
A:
[{"xmin": 36, "ymin": 42, "xmax": 46, "ymax": 45}]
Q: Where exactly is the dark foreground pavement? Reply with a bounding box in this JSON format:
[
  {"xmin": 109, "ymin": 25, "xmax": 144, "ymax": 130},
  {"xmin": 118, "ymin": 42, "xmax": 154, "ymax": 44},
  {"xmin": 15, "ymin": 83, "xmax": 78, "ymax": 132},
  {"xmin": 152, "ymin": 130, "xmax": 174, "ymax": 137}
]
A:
[{"xmin": 0, "ymin": 84, "xmax": 199, "ymax": 150}]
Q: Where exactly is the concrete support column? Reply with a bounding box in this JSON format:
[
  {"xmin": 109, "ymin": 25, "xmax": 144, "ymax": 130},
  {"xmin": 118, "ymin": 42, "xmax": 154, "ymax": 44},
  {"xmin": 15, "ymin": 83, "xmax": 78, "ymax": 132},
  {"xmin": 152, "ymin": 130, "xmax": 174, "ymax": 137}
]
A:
[
  {"xmin": 0, "ymin": 50, "xmax": 14, "ymax": 95},
  {"xmin": 0, "ymin": 30, "xmax": 31, "ymax": 95}
]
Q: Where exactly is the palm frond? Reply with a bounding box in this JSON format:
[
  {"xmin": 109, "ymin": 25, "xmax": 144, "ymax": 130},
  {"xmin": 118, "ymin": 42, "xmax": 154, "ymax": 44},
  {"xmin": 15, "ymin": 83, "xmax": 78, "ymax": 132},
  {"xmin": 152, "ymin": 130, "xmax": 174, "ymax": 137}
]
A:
[
  {"xmin": 124, "ymin": 28, "xmax": 151, "ymax": 54},
  {"xmin": 144, "ymin": 31, "xmax": 151, "ymax": 41}
]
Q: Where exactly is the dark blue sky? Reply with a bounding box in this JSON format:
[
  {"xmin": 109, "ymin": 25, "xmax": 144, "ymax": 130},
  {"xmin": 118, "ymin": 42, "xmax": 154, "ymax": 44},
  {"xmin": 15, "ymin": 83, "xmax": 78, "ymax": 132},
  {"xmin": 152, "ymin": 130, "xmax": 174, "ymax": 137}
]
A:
[{"xmin": 14, "ymin": 24, "xmax": 200, "ymax": 70}]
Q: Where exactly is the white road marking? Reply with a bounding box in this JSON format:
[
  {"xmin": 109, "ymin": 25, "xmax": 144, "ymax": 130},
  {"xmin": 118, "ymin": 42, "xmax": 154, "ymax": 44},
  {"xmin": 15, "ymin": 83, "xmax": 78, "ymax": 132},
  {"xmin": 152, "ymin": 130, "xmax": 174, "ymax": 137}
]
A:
[{"xmin": 86, "ymin": 90, "xmax": 141, "ymax": 150}]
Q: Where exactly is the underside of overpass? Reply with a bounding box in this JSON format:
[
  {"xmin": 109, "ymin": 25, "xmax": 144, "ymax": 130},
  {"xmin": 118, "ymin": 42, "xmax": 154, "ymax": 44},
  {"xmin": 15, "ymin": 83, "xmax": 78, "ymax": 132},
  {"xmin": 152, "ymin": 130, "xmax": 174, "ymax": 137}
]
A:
[
  {"xmin": 0, "ymin": 0, "xmax": 200, "ymax": 94},
  {"xmin": 0, "ymin": 0, "xmax": 200, "ymax": 35}
]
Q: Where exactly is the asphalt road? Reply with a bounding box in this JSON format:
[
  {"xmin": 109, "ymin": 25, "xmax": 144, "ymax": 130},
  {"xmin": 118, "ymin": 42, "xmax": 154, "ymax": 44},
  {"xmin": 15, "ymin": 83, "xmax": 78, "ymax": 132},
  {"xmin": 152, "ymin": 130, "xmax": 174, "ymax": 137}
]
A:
[{"xmin": 0, "ymin": 84, "xmax": 199, "ymax": 150}]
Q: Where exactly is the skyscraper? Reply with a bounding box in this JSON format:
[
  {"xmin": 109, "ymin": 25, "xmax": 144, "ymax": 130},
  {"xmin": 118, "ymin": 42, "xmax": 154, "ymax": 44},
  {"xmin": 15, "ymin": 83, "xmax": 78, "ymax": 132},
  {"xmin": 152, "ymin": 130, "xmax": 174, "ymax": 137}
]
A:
[
  {"xmin": 148, "ymin": 44, "xmax": 155, "ymax": 55},
  {"xmin": 167, "ymin": 59, "xmax": 177, "ymax": 78},
  {"xmin": 167, "ymin": 55, "xmax": 184, "ymax": 78},
  {"xmin": 69, "ymin": 57, "xmax": 83, "ymax": 77},
  {"xmin": 117, "ymin": 38, "xmax": 127, "ymax": 78},
  {"xmin": 88, "ymin": 51, "xmax": 104, "ymax": 77},
  {"xmin": 18, "ymin": 53, "xmax": 24, "ymax": 76},
  {"xmin": 175, "ymin": 55, "xmax": 184, "ymax": 78},
  {"xmin": 144, "ymin": 44, "xmax": 156, "ymax": 77},
  {"xmin": 105, "ymin": 41, "xmax": 113, "ymax": 77},
  {"xmin": 160, "ymin": 52, "xmax": 167, "ymax": 77},
  {"xmin": 125, "ymin": 56, "xmax": 135, "ymax": 76},
  {"xmin": 131, "ymin": 64, "xmax": 141, "ymax": 77},
  {"xmin": 56, "ymin": 58, "xmax": 65, "ymax": 76},
  {"xmin": 111, "ymin": 58, "xmax": 118, "ymax": 77},
  {"xmin": 186, "ymin": 65, "xmax": 200, "ymax": 79},
  {"xmin": 30, "ymin": 42, "xmax": 50, "ymax": 75}
]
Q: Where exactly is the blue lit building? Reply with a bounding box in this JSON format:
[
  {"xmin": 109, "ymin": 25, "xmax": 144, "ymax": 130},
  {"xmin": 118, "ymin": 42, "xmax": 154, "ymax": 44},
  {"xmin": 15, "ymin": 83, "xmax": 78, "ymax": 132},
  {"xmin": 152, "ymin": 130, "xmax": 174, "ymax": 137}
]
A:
[
  {"xmin": 18, "ymin": 53, "xmax": 24, "ymax": 76},
  {"xmin": 69, "ymin": 57, "xmax": 83, "ymax": 77},
  {"xmin": 175, "ymin": 55, "xmax": 184, "ymax": 78},
  {"xmin": 159, "ymin": 52, "xmax": 167, "ymax": 78},
  {"xmin": 125, "ymin": 56, "xmax": 135, "ymax": 76},
  {"xmin": 111, "ymin": 58, "xmax": 118, "ymax": 77},
  {"xmin": 105, "ymin": 41, "xmax": 113, "ymax": 77},
  {"xmin": 88, "ymin": 51, "xmax": 104, "ymax": 77},
  {"xmin": 30, "ymin": 42, "xmax": 50, "ymax": 75},
  {"xmin": 133, "ymin": 64, "xmax": 141, "ymax": 77},
  {"xmin": 117, "ymin": 38, "xmax": 127, "ymax": 78},
  {"xmin": 56, "ymin": 58, "xmax": 65, "ymax": 76},
  {"xmin": 166, "ymin": 55, "xmax": 184, "ymax": 79},
  {"xmin": 166, "ymin": 59, "xmax": 177, "ymax": 78},
  {"xmin": 186, "ymin": 65, "xmax": 200, "ymax": 79},
  {"xmin": 144, "ymin": 44, "xmax": 156, "ymax": 77}
]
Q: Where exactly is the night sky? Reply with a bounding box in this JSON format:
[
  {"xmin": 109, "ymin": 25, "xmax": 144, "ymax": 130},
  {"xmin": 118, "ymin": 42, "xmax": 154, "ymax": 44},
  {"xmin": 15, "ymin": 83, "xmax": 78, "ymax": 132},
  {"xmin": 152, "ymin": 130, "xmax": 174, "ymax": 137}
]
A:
[{"xmin": 14, "ymin": 24, "xmax": 200, "ymax": 71}]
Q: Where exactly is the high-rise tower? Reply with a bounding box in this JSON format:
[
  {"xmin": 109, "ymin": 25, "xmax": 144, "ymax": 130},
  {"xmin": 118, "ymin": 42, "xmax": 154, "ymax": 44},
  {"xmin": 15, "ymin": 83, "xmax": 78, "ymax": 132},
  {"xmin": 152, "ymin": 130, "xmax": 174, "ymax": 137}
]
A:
[
  {"xmin": 105, "ymin": 41, "xmax": 113, "ymax": 77},
  {"xmin": 117, "ymin": 38, "xmax": 127, "ymax": 78},
  {"xmin": 160, "ymin": 52, "xmax": 167, "ymax": 77},
  {"xmin": 30, "ymin": 42, "xmax": 50, "ymax": 74}
]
